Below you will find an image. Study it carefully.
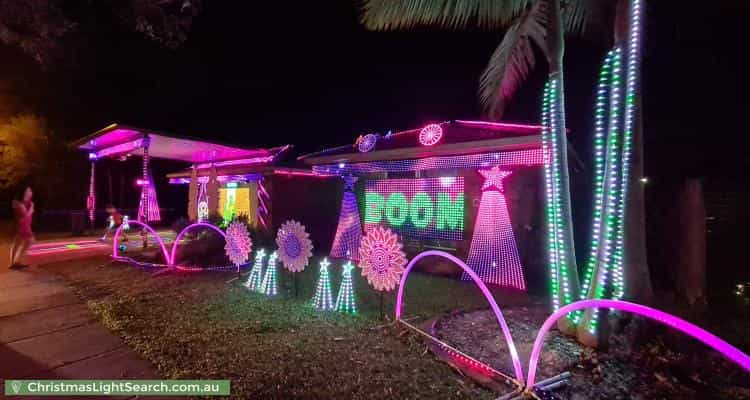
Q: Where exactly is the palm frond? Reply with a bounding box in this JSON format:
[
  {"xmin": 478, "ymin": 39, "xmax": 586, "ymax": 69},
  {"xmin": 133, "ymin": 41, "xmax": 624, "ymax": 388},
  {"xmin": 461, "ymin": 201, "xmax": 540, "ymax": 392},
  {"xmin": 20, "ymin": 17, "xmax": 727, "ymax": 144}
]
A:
[
  {"xmin": 562, "ymin": 0, "xmax": 607, "ymax": 36},
  {"xmin": 479, "ymin": 1, "xmax": 548, "ymax": 119},
  {"xmin": 359, "ymin": 0, "xmax": 536, "ymax": 31}
]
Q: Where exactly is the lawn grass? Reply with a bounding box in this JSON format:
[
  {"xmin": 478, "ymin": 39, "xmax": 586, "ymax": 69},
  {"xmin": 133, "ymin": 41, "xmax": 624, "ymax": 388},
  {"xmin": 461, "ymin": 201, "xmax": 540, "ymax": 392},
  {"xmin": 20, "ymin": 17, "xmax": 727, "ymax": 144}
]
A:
[{"xmin": 44, "ymin": 254, "xmax": 536, "ymax": 399}]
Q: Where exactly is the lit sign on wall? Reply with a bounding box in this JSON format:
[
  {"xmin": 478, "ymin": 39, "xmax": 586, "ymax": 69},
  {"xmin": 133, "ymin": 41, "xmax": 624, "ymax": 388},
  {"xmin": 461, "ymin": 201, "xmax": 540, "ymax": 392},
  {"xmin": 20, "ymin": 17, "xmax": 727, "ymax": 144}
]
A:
[{"xmin": 364, "ymin": 177, "xmax": 464, "ymax": 241}]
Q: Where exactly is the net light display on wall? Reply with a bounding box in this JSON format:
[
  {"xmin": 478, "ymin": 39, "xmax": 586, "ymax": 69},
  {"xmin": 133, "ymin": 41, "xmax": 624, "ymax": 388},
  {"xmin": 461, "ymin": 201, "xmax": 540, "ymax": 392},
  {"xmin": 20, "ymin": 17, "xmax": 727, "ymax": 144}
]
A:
[
  {"xmin": 312, "ymin": 148, "xmax": 543, "ymax": 176},
  {"xmin": 464, "ymin": 167, "xmax": 526, "ymax": 290},
  {"xmin": 418, "ymin": 123, "xmax": 443, "ymax": 146},
  {"xmin": 364, "ymin": 178, "xmax": 464, "ymax": 241}
]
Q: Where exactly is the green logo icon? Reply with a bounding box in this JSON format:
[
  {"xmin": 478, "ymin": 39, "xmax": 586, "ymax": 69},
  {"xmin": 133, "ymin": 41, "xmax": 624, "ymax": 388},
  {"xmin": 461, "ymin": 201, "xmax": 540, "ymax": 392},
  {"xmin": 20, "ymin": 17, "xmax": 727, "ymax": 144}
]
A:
[{"xmin": 10, "ymin": 380, "xmax": 22, "ymax": 394}]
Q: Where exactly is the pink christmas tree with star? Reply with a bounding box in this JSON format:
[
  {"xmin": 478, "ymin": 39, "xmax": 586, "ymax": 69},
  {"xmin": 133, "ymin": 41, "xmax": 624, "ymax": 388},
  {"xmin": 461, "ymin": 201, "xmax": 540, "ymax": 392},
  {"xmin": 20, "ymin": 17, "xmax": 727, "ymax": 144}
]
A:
[{"xmin": 463, "ymin": 167, "xmax": 526, "ymax": 290}]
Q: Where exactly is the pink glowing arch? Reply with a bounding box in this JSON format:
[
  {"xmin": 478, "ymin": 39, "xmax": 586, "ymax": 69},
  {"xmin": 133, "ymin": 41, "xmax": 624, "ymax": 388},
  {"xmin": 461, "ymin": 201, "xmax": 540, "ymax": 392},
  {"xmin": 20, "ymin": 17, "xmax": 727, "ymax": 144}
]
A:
[
  {"xmin": 169, "ymin": 222, "xmax": 227, "ymax": 265},
  {"xmin": 526, "ymin": 299, "xmax": 750, "ymax": 388},
  {"xmin": 112, "ymin": 220, "xmax": 170, "ymax": 264},
  {"xmin": 395, "ymin": 250, "xmax": 525, "ymax": 384}
]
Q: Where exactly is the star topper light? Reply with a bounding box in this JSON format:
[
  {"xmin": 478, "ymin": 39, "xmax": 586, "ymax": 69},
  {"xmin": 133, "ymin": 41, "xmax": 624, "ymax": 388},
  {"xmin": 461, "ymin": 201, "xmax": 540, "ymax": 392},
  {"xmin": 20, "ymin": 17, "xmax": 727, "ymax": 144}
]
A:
[{"xmin": 479, "ymin": 167, "xmax": 512, "ymax": 192}]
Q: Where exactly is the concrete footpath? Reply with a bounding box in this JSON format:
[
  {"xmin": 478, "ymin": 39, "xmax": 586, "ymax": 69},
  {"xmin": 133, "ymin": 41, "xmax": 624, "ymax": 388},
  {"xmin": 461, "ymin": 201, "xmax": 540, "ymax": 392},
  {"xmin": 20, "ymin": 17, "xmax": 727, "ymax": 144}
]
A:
[{"xmin": 0, "ymin": 266, "xmax": 160, "ymax": 398}]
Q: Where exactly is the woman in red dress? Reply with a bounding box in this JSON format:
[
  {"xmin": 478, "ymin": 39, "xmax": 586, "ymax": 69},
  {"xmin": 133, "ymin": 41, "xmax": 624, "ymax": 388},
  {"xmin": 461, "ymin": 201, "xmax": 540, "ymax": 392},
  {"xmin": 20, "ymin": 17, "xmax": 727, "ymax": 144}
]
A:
[{"xmin": 10, "ymin": 187, "xmax": 34, "ymax": 268}]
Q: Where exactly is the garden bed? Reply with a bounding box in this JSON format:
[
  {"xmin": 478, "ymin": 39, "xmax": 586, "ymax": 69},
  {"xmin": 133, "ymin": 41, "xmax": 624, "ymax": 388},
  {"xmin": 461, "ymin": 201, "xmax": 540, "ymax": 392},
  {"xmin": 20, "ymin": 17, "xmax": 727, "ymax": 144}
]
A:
[{"xmin": 433, "ymin": 306, "xmax": 750, "ymax": 399}]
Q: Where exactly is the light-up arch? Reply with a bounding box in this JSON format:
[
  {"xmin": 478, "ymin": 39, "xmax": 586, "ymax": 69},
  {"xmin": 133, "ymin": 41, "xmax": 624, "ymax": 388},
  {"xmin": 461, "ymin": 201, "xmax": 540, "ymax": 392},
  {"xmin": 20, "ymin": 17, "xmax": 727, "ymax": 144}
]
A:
[
  {"xmin": 169, "ymin": 222, "xmax": 227, "ymax": 265},
  {"xmin": 395, "ymin": 250, "xmax": 525, "ymax": 384},
  {"xmin": 526, "ymin": 299, "xmax": 750, "ymax": 388},
  {"xmin": 112, "ymin": 220, "xmax": 169, "ymax": 263}
]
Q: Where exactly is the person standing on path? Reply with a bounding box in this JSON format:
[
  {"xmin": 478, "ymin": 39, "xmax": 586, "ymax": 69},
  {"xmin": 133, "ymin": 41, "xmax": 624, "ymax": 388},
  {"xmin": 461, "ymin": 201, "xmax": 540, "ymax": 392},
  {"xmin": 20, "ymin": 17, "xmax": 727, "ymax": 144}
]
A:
[{"xmin": 10, "ymin": 186, "xmax": 34, "ymax": 268}]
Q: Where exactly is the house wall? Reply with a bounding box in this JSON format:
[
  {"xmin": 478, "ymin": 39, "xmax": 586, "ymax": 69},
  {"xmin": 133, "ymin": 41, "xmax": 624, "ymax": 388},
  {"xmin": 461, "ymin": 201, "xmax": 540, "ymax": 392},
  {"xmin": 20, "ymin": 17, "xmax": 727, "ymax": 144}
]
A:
[{"xmin": 268, "ymin": 174, "xmax": 340, "ymax": 252}]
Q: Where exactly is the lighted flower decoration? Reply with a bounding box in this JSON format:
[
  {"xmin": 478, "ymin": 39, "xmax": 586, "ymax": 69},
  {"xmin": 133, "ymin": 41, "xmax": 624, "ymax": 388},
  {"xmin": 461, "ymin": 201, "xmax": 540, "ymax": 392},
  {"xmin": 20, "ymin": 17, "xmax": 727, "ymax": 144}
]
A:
[
  {"xmin": 225, "ymin": 221, "xmax": 253, "ymax": 266},
  {"xmin": 276, "ymin": 220, "xmax": 314, "ymax": 272},
  {"xmin": 358, "ymin": 133, "xmax": 377, "ymax": 153},
  {"xmin": 419, "ymin": 123, "xmax": 443, "ymax": 146},
  {"xmin": 197, "ymin": 201, "xmax": 209, "ymax": 221},
  {"xmin": 358, "ymin": 226, "xmax": 407, "ymax": 292}
]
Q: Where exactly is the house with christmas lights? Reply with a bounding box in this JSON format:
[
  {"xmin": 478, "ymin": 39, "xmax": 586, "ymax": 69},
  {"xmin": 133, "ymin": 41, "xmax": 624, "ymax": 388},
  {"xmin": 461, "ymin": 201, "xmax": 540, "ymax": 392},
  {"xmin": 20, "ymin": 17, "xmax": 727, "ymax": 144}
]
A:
[
  {"xmin": 299, "ymin": 120, "xmax": 558, "ymax": 291},
  {"xmin": 73, "ymin": 124, "xmax": 341, "ymax": 248}
]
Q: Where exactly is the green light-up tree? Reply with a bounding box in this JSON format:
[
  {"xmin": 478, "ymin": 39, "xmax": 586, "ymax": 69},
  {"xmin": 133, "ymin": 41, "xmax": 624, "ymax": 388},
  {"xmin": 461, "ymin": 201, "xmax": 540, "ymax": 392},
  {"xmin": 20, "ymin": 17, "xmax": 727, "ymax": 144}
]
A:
[
  {"xmin": 335, "ymin": 261, "xmax": 357, "ymax": 314},
  {"xmin": 245, "ymin": 249, "xmax": 266, "ymax": 292},
  {"xmin": 312, "ymin": 258, "xmax": 334, "ymax": 310}
]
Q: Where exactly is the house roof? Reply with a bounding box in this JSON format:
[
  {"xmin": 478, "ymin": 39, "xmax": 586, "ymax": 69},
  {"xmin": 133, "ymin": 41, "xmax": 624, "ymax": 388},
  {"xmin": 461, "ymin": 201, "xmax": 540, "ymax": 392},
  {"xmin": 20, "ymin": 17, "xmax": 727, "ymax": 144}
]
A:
[
  {"xmin": 72, "ymin": 123, "xmax": 289, "ymax": 163},
  {"xmin": 298, "ymin": 120, "xmax": 546, "ymax": 165}
]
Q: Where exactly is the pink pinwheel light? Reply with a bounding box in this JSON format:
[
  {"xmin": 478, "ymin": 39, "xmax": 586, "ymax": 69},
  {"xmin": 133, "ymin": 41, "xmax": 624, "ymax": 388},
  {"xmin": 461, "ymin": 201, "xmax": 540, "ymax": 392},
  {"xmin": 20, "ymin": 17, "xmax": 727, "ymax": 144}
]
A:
[{"xmin": 358, "ymin": 226, "xmax": 407, "ymax": 292}]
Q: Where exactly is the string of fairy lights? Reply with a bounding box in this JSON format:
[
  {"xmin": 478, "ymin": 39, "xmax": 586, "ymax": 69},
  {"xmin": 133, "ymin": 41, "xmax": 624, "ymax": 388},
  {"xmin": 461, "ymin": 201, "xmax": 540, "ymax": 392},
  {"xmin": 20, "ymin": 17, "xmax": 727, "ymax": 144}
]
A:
[
  {"xmin": 541, "ymin": 76, "xmax": 574, "ymax": 313},
  {"xmin": 615, "ymin": 0, "xmax": 643, "ymax": 301},
  {"xmin": 544, "ymin": 0, "xmax": 642, "ymax": 334}
]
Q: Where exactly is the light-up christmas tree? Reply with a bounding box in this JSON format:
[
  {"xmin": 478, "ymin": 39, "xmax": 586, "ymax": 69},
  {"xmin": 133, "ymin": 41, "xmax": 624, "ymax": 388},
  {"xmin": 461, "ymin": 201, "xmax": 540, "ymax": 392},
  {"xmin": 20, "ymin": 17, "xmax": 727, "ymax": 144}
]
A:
[
  {"xmin": 330, "ymin": 176, "xmax": 362, "ymax": 261},
  {"xmin": 245, "ymin": 248, "xmax": 266, "ymax": 292},
  {"xmin": 335, "ymin": 261, "xmax": 357, "ymax": 314},
  {"xmin": 464, "ymin": 167, "xmax": 526, "ymax": 290},
  {"xmin": 312, "ymin": 258, "xmax": 334, "ymax": 310},
  {"xmin": 260, "ymin": 251, "xmax": 278, "ymax": 297}
]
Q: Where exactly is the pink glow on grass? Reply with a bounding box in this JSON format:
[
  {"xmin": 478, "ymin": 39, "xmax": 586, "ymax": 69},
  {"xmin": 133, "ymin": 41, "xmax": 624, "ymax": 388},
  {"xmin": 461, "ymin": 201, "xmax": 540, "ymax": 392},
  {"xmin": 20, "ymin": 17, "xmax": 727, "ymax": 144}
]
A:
[
  {"xmin": 526, "ymin": 299, "xmax": 750, "ymax": 388},
  {"xmin": 395, "ymin": 250, "xmax": 524, "ymax": 384},
  {"xmin": 112, "ymin": 220, "xmax": 169, "ymax": 263},
  {"xmin": 169, "ymin": 223, "xmax": 227, "ymax": 265},
  {"xmin": 31, "ymin": 240, "xmax": 99, "ymax": 250}
]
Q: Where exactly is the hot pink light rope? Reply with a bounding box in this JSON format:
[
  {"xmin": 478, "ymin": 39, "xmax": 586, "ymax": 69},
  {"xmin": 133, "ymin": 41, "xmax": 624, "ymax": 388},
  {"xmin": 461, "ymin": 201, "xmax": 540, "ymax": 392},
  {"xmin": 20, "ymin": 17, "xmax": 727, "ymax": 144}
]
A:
[
  {"xmin": 395, "ymin": 250, "xmax": 525, "ymax": 384},
  {"xmin": 112, "ymin": 220, "xmax": 170, "ymax": 264},
  {"xmin": 170, "ymin": 222, "xmax": 227, "ymax": 265},
  {"xmin": 526, "ymin": 299, "xmax": 750, "ymax": 388}
]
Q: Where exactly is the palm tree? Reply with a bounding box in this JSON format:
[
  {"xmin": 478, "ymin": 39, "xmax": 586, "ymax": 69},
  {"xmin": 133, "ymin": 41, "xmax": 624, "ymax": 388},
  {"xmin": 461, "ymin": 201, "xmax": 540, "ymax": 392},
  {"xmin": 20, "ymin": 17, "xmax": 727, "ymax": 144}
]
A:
[
  {"xmin": 575, "ymin": 0, "xmax": 653, "ymax": 346},
  {"xmin": 360, "ymin": 0, "xmax": 592, "ymax": 333}
]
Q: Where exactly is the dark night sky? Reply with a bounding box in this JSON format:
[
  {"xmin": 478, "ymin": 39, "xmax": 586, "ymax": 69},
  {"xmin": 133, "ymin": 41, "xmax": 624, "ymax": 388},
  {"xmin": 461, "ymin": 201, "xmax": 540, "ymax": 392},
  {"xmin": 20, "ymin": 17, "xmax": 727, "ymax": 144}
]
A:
[{"xmin": 3, "ymin": 1, "xmax": 750, "ymax": 182}]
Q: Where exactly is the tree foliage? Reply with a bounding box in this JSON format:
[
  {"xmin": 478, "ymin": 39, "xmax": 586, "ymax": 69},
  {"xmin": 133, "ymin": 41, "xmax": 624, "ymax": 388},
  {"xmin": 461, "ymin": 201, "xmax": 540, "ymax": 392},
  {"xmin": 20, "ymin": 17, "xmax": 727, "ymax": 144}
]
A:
[
  {"xmin": 0, "ymin": 0, "xmax": 202, "ymax": 65},
  {"xmin": 360, "ymin": 0, "xmax": 606, "ymax": 119},
  {"xmin": 0, "ymin": 114, "xmax": 50, "ymax": 190}
]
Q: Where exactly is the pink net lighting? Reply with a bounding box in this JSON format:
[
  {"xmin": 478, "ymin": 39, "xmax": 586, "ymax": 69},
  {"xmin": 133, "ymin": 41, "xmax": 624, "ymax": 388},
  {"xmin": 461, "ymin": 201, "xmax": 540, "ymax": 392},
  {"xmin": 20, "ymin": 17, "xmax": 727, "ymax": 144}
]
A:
[
  {"xmin": 464, "ymin": 168, "xmax": 526, "ymax": 290},
  {"xmin": 138, "ymin": 176, "xmax": 161, "ymax": 222},
  {"xmin": 312, "ymin": 148, "xmax": 543, "ymax": 176}
]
